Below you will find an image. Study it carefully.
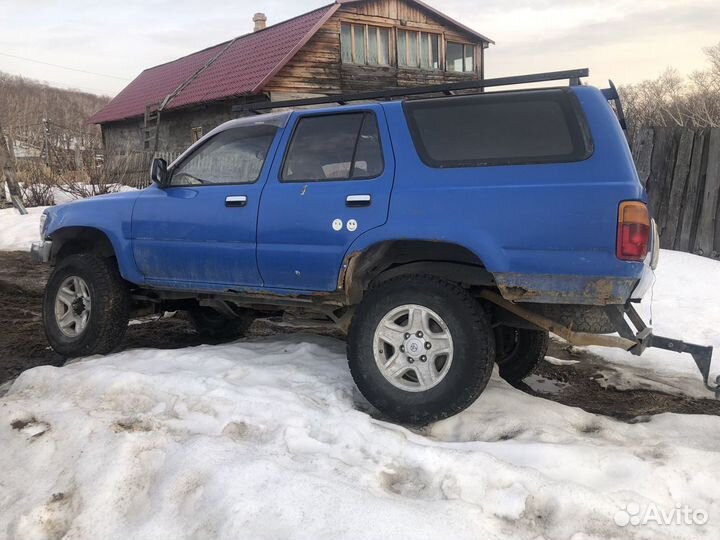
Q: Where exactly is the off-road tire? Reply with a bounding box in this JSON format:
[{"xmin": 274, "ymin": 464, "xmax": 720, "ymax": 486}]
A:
[
  {"xmin": 347, "ymin": 275, "xmax": 495, "ymax": 425},
  {"xmin": 189, "ymin": 307, "xmax": 254, "ymax": 339},
  {"xmin": 43, "ymin": 254, "xmax": 129, "ymax": 357},
  {"xmin": 494, "ymin": 327, "xmax": 549, "ymax": 383}
]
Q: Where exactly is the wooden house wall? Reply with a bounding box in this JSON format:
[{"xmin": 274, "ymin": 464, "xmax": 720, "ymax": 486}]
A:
[{"xmin": 264, "ymin": 0, "xmax": 486, "ymax": 97}]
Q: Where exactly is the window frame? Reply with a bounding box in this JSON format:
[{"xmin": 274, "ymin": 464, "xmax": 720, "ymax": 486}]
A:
[
  {"xmin": 397, "ymin": 29, "xmax": 441, "ymax": 70},
  {"xmin": 167, "ymin": 125, "xmax": 279, "ymax": 188},
  {"xmin": 340, "ymin": 22, "xmax": 392, "ymax": 67},
  {"xmin": 402, "ymin": 89, "xmax": 595, "ymax": 169},
  {"xmin": 190, "ymin": 126, "xmax": 203, "ymax": 143},
  {"xmin": 279, "ymin": 111, "xmax": 386, "ymax": 183},
  {"xmin": 446, "ymin": 41, "xmax": 476, "ymax": 73}
]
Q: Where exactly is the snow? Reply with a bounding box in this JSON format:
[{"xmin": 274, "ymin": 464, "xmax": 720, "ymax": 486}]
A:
[
  {"xmin": 545, "ymin": 356, "xmax": 580, "ymax": 366},
  {"xmin": 51, "ymin": 184, "xmax": 137, "ymax": 206},
  {"xmin": 1, "ymin": 335, "xmax": 719, "ymax": 539},
  {"xmin": 523, "ymin": 373, "xmax": 567, "ymax": 394},
  {"xmin": 0, "ymin": 206, "xmax": 46, "ymax": 251}
]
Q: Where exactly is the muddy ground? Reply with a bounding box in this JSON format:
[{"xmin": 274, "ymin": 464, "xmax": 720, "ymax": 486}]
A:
[{"xmin": 1, "ymin": 251, "xmax": 718, "ymax": 420}]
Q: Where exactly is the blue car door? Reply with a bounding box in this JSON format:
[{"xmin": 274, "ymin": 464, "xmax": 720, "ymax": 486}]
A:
[
  {"xmin": 132, "ymin": 116, "xmax": 286, "ymax": 288},
  {"xmin": 257, "ymin": 105, "xmax": 395, "ymax": 291}
]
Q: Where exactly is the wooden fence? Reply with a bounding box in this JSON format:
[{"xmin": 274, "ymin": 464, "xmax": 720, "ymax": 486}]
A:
[{"xmin": 631, "ymin": 127, "xmax": 720, "ymax": 258}]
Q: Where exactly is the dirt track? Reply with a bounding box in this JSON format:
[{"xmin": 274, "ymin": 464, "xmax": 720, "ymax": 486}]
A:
[{"xmin": 1, "ymin": 251, "xmax": 718, "ymax": 419}]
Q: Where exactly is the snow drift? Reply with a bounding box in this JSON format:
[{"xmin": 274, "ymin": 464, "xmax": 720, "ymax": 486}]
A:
[
  {"xmin": 1, "ymin": 334, "xmax": 719, "ymax": 539},
  {"xmin": 0, "ymin": 206, "xmax": 46, "ymax": 252}
]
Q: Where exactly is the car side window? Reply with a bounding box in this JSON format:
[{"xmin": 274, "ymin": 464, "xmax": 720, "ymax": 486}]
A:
[
  {"xmin": 281, "ymin": 112, "xmax": 384, "ymax": 182},
  {"xmin": 170, "ymin": 124, "xmax": 278, "ymax": 186}
]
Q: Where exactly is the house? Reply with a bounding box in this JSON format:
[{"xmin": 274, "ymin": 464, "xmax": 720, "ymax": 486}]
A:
[{"xmin": 88, "ymin": 0, "xmax": 493, "ymax": 160}]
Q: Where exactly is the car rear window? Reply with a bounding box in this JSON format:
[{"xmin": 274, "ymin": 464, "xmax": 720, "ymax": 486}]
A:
[{"xmin": 403, "ymin": 89, "xmax": 592, "ymax": 168}]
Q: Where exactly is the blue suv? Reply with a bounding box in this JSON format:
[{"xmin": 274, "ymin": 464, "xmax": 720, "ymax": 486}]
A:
[{"xmin": 32, "ymin": 71, "xmax": 715, "ymax": 423}]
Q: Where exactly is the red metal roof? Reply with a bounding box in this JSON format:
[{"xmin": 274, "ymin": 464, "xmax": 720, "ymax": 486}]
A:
[
  {"xmin": 88, "ymin": 4, "xmax": 338, "ymax": 124},
  {"xmin": 89, "ymin": 1, "xmax": 493, "ymax": 125}
]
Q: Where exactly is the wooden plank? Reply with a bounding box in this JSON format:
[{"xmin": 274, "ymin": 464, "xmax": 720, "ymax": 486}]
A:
[
  {"xmin": 648, "ymin": 128, "xmax": 676, "ymax": 244},
  {"xmin": 696, "ymin": 128, "xmax": 720, "ymax": 256},
  {"xmin": 11, "ymin": 195, "xmax": 27, "ymax": 215},
  {"xmin": 664, "ymin": 128, "xmax": 694, "ymax": 248},
  {"xmin": 677, "ymin": 129, "xmax": 707, "ymax": 251},
  {"xmin": 0, "ymin": 126, "xmax": 23, "ymax": 203},
  {"xmin": 632, "ymin": 128, "xmax": 653, "ymax": 187},
  {"xmin": 710, "ymin": 128, "xmax": 720, "ymax": 257},
  {"xmin": 646, "ymin": 128, "xmax": 669, "ymax": 216},
  {"xmin": 658, "ymin": 129, "xmax": 681, "ymax": 239}
]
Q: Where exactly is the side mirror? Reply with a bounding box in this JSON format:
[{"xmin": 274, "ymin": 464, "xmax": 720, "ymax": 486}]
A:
[{"xmin": 150, "ymin": 158, "xmax": 168, "ymax": 186}]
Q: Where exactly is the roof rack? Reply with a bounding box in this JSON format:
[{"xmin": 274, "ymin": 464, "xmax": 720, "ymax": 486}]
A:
[{"xmin": 233, "ymin": 68, "xmax": 589, "ymax": 113}]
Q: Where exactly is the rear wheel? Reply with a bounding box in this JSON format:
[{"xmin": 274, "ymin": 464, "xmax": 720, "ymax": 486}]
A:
[
  {"xmin": 494, "ymin": 326, "xmax": 549, "ymax": 383},
  {"xmin": 189, "ymin": 307, "xmax": 254, "ymax": 339},
  {"xmin": 348, "ymin": 276, "xmax": 495, "ymax": 424},
  {"xmin": 43, "ymin": 254, "xmax": 129, "ymax": 357}
]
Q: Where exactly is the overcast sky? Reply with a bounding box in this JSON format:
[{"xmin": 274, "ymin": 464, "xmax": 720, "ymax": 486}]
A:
[{"xmin": 0, "ymin": 0, "xmax": 718, "ymax": 96}]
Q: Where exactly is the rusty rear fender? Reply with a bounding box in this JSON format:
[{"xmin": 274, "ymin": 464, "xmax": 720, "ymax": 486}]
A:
[{"xmin": 493, "ymin": 272, "xmax": 640, "ymax": 306}]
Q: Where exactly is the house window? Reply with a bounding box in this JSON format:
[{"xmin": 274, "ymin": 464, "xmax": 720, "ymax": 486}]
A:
[
  {"xmin": 191, "ymin": 126, "xmax": 203, "ymax": 143},
  {"xmin": 447, "ymin": 42, "xmax": 475, "ymax": 73},
  {"xmin": 341, "ymin": 23, "xmax": 390, "ymax": 66},
  {"xmin": 398, "ymin": 30, "xmax": 440, "ymax": 69}
]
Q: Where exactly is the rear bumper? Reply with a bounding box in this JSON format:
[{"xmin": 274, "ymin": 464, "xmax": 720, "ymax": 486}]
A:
[
  {"xmin": 30, "ymin": 240, "xmax": 52, "ymax": 263},
  {"xmin": 494, "ymin": 272, "xmax": 639, "ymax": 305}
]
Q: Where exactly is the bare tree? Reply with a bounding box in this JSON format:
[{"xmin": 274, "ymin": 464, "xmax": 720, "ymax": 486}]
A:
[{"xmin": 620, "ymin": 42, "xmax": 720, "ymax": 135}]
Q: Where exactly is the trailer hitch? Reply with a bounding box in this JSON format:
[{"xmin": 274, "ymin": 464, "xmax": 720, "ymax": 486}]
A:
[
  {"xmin": 605, "ymin": 305, "xmax": 719, "ymax": 398},
  {"xmin": 478, "ymin": 291, "xmax": 718, "ymax": 398}
]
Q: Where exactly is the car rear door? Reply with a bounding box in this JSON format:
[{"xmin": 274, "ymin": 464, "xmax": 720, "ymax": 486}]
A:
[{"xmin": 257, "ymin": 105, "xmax": 395, "ymax": 291}]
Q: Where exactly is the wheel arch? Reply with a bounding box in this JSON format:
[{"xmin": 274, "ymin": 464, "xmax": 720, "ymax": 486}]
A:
[
  {"xmin": 51, "ymin": 226, "xmax": 117, "ymax": 263},
  {"xmin": 48, "ymin": 225, "xmax": 144, "ymax": 284},
  {"xmin": 341, "ymin": 240, "xmax": 494, "ymax": 304}
]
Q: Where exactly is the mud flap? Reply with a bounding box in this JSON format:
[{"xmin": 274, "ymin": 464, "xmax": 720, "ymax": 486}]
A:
[{"xmin": 605, "ymin": 305, "xmax": 719, "ymax": 398}]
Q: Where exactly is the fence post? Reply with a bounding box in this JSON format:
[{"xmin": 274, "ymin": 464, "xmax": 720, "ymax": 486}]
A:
[
  {"xmin": 677, "ymin": 129, "xmax": 708, "ymax": 252},
  {"xmin": 0, "ymin": 121, "xmax": 24, "ymax": 207},
  {"xmin": 695, "ymin": 129, "xmax": 720, "ymax": 257},
  {"xmin": 632, "ymin": 128, "xmax": 654, "ymax": 188},
  {"xmin": 664, "ymin": 129, "xmax": 695, "ymax": 248}
]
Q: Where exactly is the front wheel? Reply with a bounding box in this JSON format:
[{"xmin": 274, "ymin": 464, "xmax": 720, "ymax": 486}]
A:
[
  {"xmin": 43, "ymin": 254, "xmax": 129, "ymax": 357},
  {"xmin": 348, "ymin": 276, "xmax": 495, "ymax": 424}
]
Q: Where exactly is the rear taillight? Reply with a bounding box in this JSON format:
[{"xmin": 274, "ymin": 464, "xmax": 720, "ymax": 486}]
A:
[{"xmin": 617, "ymin": 201, "xmax": 650, "ymax": 261}]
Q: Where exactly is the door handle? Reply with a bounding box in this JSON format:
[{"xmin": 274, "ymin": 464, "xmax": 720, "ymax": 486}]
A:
[
  {"xmin": 225, "ymin": 195, "xmax": 247, "ymax": 208},
  {"xmin": 346, "ymin": 194, "xmax": 371, "ymax": 208}
]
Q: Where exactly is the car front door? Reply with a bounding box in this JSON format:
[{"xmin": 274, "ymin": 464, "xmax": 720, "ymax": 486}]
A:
[
  {"xmin": 132, "ymin": 116, "xmax": 285, "ymax": 289},
  {"xmin": 257, "ymin": 106, "xmax": 395, "ymax": 291}
]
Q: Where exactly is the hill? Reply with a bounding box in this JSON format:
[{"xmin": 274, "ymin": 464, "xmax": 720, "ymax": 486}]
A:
[{"xmin": 0, "ymin": 71, "xmax": 109, "ymax": 138}]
